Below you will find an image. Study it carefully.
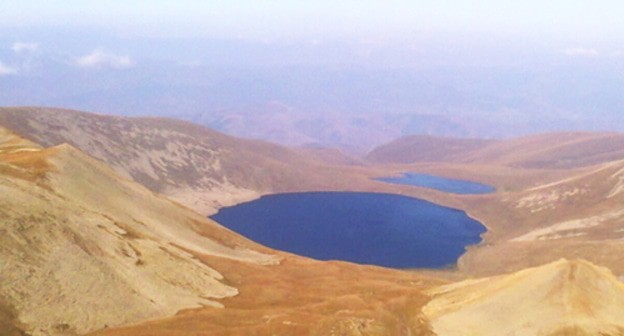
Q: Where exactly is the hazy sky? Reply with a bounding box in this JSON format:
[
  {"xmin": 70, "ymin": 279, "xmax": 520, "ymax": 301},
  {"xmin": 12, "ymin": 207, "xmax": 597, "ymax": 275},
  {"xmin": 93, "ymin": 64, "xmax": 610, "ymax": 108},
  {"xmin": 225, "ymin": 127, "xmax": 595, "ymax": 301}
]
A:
[
  {"xmin": 2, "ymin": 1, "xmax": 624, "ymax": 43},
  {"xmin": 2, "ymin": 1, "xmax": 624, "ymax": 147}
]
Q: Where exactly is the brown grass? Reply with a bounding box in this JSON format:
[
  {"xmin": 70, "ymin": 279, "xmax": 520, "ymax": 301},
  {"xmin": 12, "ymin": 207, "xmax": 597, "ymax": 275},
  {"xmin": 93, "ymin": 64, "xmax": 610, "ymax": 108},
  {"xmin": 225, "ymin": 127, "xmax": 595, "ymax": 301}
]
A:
[
  {"xmin": 92, "ymin": 254, "xmax": 441, "ymax": 336},
  {"xmin": 4, "ymin": 107, "xmax": 624, "ymax": 335}
]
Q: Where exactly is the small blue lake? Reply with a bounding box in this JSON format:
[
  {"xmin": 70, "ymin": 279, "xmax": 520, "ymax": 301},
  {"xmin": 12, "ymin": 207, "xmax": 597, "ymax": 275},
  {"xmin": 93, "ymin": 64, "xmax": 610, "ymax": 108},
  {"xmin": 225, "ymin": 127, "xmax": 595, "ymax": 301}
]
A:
[
  {"xmin": 211, "ymin": 192, "xmax": 486, "ymax": 268},
  {"xmin": 375, "ymin": 173, "xmax": 495, "ymax": 194}
]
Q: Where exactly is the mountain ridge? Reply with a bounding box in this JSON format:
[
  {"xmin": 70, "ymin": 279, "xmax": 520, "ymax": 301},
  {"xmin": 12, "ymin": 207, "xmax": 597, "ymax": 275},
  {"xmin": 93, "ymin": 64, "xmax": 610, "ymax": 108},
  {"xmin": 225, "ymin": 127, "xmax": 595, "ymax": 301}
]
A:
[
  {"xmin": 0, "ymin": 107, "xmax": 367, "ymax": 215},
  {"xmin": 368, "ymin": 132, "xmax": 624, "ymax": 169},
  {"xmin": 0, "ymin": 126, "xmax": 278, "ymax": 335}
]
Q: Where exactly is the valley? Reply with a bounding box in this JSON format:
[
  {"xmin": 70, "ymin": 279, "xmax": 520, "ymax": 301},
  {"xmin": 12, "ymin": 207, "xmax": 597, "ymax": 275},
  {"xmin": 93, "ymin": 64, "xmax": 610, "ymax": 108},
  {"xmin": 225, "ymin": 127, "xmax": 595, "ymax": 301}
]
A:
[
  {"xmin": 2, "ymin": 107, "xmax": 624, "ymax": 335},
  {"xmin": 5, "ymin": 1, "xmax": 624, "ymax": 335}
]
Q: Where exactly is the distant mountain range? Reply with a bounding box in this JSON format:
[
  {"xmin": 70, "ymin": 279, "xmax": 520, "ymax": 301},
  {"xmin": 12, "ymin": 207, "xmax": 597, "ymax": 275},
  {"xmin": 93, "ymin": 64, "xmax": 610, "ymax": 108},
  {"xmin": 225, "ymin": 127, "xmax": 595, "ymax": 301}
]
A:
[{"xmin": 2, "ymin": 36, "xmax": 624, "ymax": 151}]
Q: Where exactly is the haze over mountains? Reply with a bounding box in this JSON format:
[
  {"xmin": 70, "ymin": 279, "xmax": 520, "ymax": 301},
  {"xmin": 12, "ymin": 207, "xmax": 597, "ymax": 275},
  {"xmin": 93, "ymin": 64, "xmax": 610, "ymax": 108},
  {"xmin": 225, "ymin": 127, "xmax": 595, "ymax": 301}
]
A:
[{"xmin": 2, "ymin": 28, "xmax": 624, "ymax": 151}]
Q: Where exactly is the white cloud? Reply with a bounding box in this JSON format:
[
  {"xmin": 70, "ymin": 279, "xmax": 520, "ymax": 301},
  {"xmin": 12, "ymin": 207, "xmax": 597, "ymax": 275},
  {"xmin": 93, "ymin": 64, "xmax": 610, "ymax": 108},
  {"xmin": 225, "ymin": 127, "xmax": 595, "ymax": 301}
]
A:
[
  {"xmin": 74, "ymin": 49, "xmax": 135, "ymax": 69},
  {"xmin": 564, "ymin": 47, "xmax": 599, "ymax": 57},
  {"xmin": 0, "ymin": 61, "xmax": 17, "ymax": 76},
  {"xmin": 12, "ymin": 42, "xmax": 39, "ymax": 53}
]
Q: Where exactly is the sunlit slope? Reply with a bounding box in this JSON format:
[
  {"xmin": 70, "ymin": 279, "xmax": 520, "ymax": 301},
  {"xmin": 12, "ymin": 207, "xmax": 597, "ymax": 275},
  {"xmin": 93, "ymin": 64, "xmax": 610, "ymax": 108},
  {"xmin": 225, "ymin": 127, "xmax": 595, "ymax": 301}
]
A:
[
  {"xmin": 0, "ymin": 127, "xmax": 276, "ymax": 335},
  {"xmin": 0, "ymin": 107, "xmax": 360, "ymax": 215},
  {"xmin": 424, "ymin": 259, "xmax": 624, "ymax": 336},
  {"xmin": 457, "ymin": 157, "xmax": 624, "ymax": 276},
  {"xmin": 481, "ymin": 158, "xmax": 624, "ymax": 241},
  {"xmin": 91, "ymin": 257, "xmax": 624, "ymax": 335},
  {"xmin": 510, "ymin": 159, "xmax": 624, "ymax": 242},
  {"xmin": 368, "ymin": 132, "xmax": 624, "ymax": 169},
  {"xmin": 464, "ymin": 132, "xmax": 624, "ymax": 169},
  {"xmin": 0, "ymin": 125, "xmax": 441, "ymax": 336}
]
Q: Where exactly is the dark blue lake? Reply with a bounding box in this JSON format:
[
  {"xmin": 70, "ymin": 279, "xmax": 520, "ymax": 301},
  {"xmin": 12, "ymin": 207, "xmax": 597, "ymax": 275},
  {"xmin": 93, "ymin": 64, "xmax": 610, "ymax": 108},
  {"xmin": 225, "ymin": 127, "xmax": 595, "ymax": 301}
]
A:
[
  {"xmin": 376, "ymin": 173, "xmax": 495, "ymax": 194},
  {"xmin": 211, "ymin": 192, "xmax": 486, "ymax": 268}
]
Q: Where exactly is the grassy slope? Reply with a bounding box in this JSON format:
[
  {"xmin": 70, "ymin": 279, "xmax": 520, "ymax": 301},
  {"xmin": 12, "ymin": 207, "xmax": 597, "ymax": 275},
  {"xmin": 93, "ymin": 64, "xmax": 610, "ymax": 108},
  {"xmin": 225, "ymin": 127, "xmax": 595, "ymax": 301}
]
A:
[
  {"xmin": 0, "ymin": 107, "xmax": 369, "ymax": 215},
  {"xmin": 3, "ymin": 108, "xmax": 624, "ymax": 335},
  {"xmin": 367, "ymin": 132, "xmax": 624, "ymax": 169}
]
